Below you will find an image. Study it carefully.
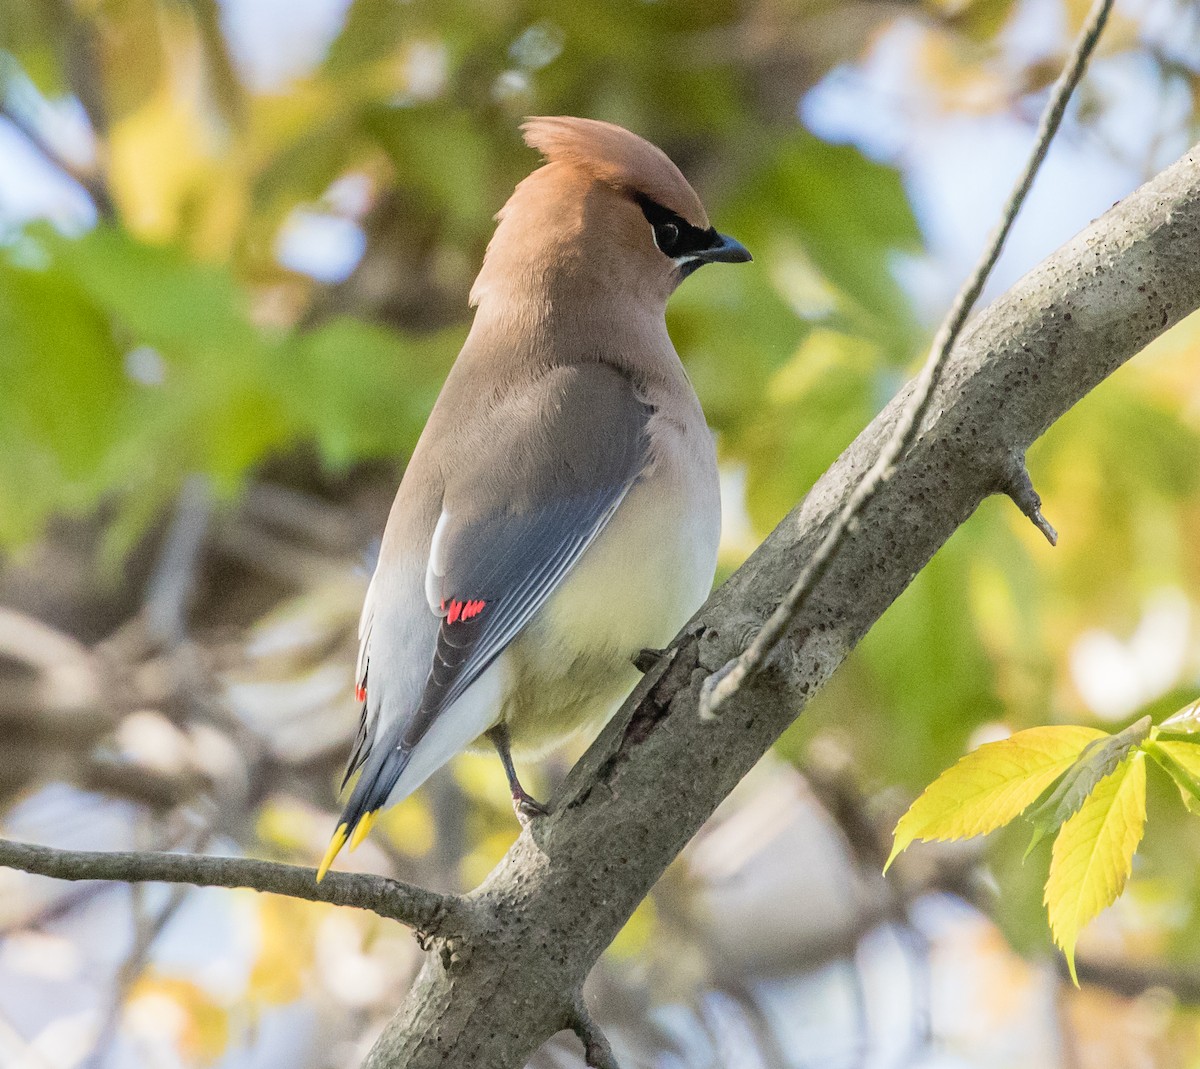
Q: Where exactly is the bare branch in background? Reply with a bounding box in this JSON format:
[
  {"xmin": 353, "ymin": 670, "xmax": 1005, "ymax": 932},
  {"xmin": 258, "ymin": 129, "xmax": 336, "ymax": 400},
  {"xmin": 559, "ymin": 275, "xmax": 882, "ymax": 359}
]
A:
[
  {"xmin": 0, "ymin": 97, "xmax": 114, "ymax": 221},
  {"xmin": 0, "ymin": 607, "xmax": 106, "ymax": 724},
  {"xmin": 0, "ymin": 838, "xmax": 460, "ymax": 932},
  {"xmin": 143, "ymin": 476, "xmax": 213, "ymax": 649},
  {"xmin": 1067, "ymin": 954, "xmax": 1200, "ymax": 1005}
]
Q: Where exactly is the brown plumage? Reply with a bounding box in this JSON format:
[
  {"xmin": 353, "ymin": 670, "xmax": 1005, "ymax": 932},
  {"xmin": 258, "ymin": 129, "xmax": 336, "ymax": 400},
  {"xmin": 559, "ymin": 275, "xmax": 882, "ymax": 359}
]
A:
[{"xmin": 319, "ymin": 116, "xmax": 750, "ymax": 879}]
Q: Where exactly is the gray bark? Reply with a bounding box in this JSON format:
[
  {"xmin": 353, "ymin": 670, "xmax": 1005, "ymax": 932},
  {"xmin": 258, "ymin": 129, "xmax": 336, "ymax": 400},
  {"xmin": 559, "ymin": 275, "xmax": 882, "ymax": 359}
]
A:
[
  {"xmin": 364, "ymin": 144, "xmax": 1200, "ymax": 1067},
  {"xmin": 0, "ymin": 837, "xmax": 457, "ymax": 929}
]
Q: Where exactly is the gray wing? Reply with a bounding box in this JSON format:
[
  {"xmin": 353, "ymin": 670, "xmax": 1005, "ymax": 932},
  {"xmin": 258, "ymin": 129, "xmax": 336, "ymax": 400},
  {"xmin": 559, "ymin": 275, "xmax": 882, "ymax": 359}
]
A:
[
  {"xmin": 342, "ymin": 362, "xmax": 651, "ymax": 797},
  {"xmin": 414, "ymin": 361, "xmax": 651, "ymax": 746}
]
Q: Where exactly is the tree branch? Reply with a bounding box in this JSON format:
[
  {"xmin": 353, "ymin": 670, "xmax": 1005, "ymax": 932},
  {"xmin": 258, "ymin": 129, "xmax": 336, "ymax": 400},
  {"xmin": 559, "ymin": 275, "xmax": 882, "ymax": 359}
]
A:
[
  {"xmin": 0, "ymin": 838, "xmax": 459, "ymax": 932},
  {"xmin": 700, "ymin": 0, "xmax": 1112, "ymax": 717},
  {"xmin": 566, "ymin": 993, "xmax": 621, "ymax": 1069},
  {"xmin": 1068, "ymin": 953, "xmax": 1200, "ymax": 1004},
  {"xmin": 361, "ymin": 136, "xmax": 1200, "ymax": 1067}
]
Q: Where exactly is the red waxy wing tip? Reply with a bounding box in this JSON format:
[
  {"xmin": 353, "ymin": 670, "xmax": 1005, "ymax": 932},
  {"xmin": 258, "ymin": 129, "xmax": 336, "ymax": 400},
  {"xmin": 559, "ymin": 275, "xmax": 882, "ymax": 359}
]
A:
[{"xmin": 445, "ymin": 598, "xmax": 487, "ymax": 625}]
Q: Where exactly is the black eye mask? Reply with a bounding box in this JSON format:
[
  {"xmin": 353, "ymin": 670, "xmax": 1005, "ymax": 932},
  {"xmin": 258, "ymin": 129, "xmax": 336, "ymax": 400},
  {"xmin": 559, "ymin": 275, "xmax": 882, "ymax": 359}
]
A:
[{"xmin": 636, "ymin": 194, "xmax": 719, "ymax": 260}]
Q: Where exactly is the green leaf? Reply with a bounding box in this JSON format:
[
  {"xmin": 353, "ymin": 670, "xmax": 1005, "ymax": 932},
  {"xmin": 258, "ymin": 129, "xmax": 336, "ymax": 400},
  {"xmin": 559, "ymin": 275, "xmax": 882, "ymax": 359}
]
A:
[
  {"xmin": 838, "ymin": 524, "xmax": 1007, "ymax": 789},
  {"xmin": 948, "ymin": 0, "xmax": 1021, "ymax": 41},
  {"xmin": 52, "ymin": 226, "xmax": 263, "ymax": 355},
  {"xmin": 1045, "ymin": 753, "xmax": 1147, "ymax": 984},
  {"xmin": 0, "ymin": 256, "xmax": 125, "ymax": 476},
  {"xmin": 363, "ymin": 106, "xmax": 493, "ymax": 232},
  {"xmin": 886, "ymin": 725, "xmax": 1105, "ymax": 872},
  {"xmin": 0, "ymin": 249, "xmax": 130, "ymax": 542},
  {"xmin": 284, "ymin": 318, "xmax": 458, "ymax": 466},
  {"xmin": 1025, "ymin": 715, "xmax": 1152, "ymax": 856},
  {"xmin": 1, "ymin": 27, "xmax": 67, "ymax": 97},
  {"xmin": 1148, "ymin": 739, "xmax": 1200, "ymax": 815},
  {"xmin": 730, "ymin": 133, "xmax": 923, "ymax": 352}
]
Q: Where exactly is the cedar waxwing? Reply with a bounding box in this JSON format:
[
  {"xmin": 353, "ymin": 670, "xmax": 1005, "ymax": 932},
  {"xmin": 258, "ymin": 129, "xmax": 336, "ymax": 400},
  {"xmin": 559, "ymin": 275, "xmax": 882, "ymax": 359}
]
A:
[{"xmin": 318, "ymin": 116, "xmax": 750, "ymax": 879}]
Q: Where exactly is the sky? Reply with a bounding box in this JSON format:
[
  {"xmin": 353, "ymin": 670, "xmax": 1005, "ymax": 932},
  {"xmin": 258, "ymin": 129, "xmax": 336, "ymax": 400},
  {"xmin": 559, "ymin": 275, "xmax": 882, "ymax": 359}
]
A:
[{"xmin": 803, "ymin": 0, "xmax": 1196, "ymax": 316}]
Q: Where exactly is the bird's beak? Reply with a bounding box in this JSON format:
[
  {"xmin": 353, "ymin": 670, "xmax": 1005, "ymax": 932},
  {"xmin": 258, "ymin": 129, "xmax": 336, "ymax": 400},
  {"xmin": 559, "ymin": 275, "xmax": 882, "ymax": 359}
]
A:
[{"xmin": 697, "ymin": 231, "xmax": 752, "ymax": 265}]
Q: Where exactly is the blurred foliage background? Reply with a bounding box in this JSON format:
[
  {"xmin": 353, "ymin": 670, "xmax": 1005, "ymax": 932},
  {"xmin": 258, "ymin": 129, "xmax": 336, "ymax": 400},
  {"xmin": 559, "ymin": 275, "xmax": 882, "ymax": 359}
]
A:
[{"xmin": 2, "ymin": 0, "xmax": 1200, "ymax": 1065}]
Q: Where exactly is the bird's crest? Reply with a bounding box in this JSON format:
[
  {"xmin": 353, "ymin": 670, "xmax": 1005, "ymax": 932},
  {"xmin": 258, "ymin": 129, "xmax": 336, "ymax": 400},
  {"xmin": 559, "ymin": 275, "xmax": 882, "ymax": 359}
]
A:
[{"xmin": 521, "ymin": 116, "xmax": 709, "ymax": 230}]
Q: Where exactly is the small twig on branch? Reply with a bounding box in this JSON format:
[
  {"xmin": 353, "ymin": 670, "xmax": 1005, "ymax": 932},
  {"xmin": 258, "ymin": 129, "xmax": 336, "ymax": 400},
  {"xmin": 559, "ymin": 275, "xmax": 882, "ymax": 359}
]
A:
[
  {"xmin": 699, "ymin": 0, "xmax": 1113, "ymax": 719},
  {"xmin": 0, "ymin": 838, "xmax": 459, "ymax": 932},
  {"xmin": 566, "ymin": 993, "xmax": 621, "ymax": 1069},
  {"xmin": 1000, "ymin": 452, "xmax": 1058, "ymax": 545}
]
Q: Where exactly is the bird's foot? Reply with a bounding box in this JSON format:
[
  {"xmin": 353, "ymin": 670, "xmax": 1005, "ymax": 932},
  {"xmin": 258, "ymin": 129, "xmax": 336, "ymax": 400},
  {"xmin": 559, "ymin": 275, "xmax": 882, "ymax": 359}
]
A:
[
  {"xmin": 512, "ymin": 787, "xmax": 551, "ymax": 824},
  {"xmin": 489, "ymin": 723, "xmax": 550, "ymax": 824}
]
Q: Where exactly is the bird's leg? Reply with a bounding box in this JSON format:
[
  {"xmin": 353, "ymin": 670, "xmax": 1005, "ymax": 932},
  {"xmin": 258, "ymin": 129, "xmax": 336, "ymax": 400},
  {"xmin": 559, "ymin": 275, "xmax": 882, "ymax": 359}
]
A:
[{"xmin": 487, "ymin": 723, "xmax": 550, "ymax": 821}]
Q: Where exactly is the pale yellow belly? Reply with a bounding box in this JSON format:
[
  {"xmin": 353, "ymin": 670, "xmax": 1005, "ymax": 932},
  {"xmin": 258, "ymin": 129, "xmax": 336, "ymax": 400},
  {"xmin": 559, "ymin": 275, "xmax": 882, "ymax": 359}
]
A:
[{"xmin": 494, "ymin": 453, "xmax": 720, "ymax": 756}]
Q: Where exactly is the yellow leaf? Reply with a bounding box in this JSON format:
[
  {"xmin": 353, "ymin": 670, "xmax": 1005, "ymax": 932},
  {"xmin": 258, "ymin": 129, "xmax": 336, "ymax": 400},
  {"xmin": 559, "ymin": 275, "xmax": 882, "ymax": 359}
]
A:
[
  {"xmin": 255, "ymin": 797, "xmax": 315, "ymax": 853},
  {"xmin": 1150, "ymin": 740, "xmax": 1200, "ymax": 814},
  {"xmin": 916, "ymin": 31, "xmax": 1008, "ymax": 114},
  {"xmin": 608, "ymin": 896, "xmax": 657, "ymax": 959},
  {"xmin": 1156, "ymin": 740, "xmax": 1200, "ymax": 777},
  {"xmin": 106, "ymin": 20, "xmax": 246, "ymax": 258},
  {"xmin": 109, "ymin": 86, "xmax": 213, "ymax": 242},
  {"xmin": 454, "ymin": 751, "xmax": 514, "ymax": 804},
  {"xmin": 887, "ymin": 725, "xmax": 1105, "ymax": 871},
  {"xmin": 128, "ymin": 974, "xmax": 229, "ymax": 1064},
  {"xmin": 379, "ymin": 792, "xmax": 436, "ymax": 857},
  {"xmin": 768, "ymin": 329, "xmax": 877, "ymax": 405},
  {"xmin": 1045, "ymin": 754, "xmax": 1147, "ymax": 985},
  {"xmin": 249, "ymin": 895, "xmax": 318, "ymax": 1005}
]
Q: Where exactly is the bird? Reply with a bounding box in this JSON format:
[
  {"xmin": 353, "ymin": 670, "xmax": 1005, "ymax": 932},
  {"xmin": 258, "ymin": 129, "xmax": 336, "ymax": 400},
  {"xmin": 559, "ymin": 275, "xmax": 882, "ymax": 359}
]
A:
[{"xmin": 317, "ymin": 116, "xmax": 751, "ymax": 880}]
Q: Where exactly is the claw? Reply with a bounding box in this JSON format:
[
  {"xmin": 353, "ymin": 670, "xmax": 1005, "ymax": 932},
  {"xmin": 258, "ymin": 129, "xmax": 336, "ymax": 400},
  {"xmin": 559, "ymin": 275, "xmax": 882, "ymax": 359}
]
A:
[{"xmin": 512, "ymin": 788, "xmax": 551, "ymax": 824}]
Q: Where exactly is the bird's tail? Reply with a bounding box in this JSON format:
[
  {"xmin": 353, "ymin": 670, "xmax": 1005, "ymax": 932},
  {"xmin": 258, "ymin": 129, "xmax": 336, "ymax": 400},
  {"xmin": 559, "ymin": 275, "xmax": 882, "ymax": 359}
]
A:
[
  {"xmin": 316, "ymin": 660, "xmax": 505, "ymax": 880},
  {"xmin": 316, "ymin": 744, "xmax": 411, "ymax": 882}
]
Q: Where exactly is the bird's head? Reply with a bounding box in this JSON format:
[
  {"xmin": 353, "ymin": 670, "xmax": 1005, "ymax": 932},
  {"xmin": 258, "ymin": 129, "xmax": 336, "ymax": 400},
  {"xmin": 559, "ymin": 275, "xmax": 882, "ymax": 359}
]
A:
[{"xmin": 470, "ymin": 116, "xmax": 750, "ymax": 312}]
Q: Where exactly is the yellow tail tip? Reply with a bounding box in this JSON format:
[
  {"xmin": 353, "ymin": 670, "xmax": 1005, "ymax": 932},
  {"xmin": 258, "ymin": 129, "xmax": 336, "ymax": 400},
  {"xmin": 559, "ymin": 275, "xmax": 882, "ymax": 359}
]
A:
[
  {"xmin": 316, "ymin": 823, "xmax": 349, "ymax": 883},
  {"xmin": 348, "ymin": 810, "xmax": 377, "ymax": 852}
]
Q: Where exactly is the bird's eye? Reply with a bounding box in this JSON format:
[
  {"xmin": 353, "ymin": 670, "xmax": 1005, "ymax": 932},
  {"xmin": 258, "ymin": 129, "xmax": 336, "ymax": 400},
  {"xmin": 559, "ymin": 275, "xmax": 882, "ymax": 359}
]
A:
[
  {"xmin": 654, "ymin": 221, "xmax": 680, "ymax": 255},
  {"xmin": 638, "ymin": 197, "xmax": 702, "ymax": 261}
]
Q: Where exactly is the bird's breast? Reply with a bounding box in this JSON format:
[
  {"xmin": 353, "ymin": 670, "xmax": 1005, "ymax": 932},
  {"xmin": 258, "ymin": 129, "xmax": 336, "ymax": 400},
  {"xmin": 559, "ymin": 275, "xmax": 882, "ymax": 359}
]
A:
[{"xmin": 500, "ymin": 410, "xmax": 720, "ymax": 753}]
